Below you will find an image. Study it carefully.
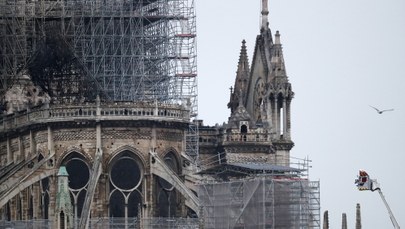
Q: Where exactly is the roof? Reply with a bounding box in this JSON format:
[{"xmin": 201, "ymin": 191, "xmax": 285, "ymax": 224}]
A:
[
  {"xmin": 228, "ymin": 162, "xmax": 302, "ymax": 173},
  {"xmin": 200, "ymin": 162, "xmax": 303, "ymax": 177},
  {"xmin": 57, "ymin": 166, "xmax": 69, "ymax": 176}
]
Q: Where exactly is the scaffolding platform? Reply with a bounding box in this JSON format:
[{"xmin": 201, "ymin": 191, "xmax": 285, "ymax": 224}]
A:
[{"xmin": 198, "ymin": 176, "xmax": 321, "ymax": 229}]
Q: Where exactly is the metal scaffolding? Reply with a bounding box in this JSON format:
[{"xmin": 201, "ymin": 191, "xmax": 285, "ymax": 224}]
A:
[
  {"xmin": 198, "ymin": 177, "xmax": 321, "ymax": 229},
  {"xmin": 0, "ymin": 0, "xmax": 197, "ymax": 103},
  {"xmin": 0, "ymin": 0, "xmax": 198, "ymax": 157}
]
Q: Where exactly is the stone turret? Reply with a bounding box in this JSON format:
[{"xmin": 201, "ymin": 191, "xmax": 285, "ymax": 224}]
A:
[
  {"xmin": 228, "ymin": 40, "xmax": 250, "ymax": 114},
  {"xmin": 356, "ymin": 203, "xmax": 362, "ymax": 229},
  {"xmin": 55, "ymin": 166, "xmax": 73, "ymax": 229},
  {"xmin": 2, "ymin": 70, "xmax": 50, "ymax": 114},
  {"xmin": 261, "ymin": 0, "xmax": 269, "ymax": 29},
  {"xmin": 342, "ymin": 213, "xmax": 347, "ymax": 229}
]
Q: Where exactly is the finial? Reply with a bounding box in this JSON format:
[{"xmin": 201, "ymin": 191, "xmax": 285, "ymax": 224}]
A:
[
  {"xmin": 57, "ymin": 166, "xmax": 69, "ymax": 176},
  {"xmin": 261, "ymin": 0, "xmax": 269, "ymax": 29},
  {"xmin": 275, "ymin": 31, "xmax": 281, "ymax": 44},
  {"xmin": 238, "ymin": 39, "xmax": 249, "ymax": 70}
]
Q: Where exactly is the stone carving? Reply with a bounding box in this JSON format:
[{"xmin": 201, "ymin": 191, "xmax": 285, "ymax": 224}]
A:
[
  {"xmin": 54, "ymin": 130, "xmax": 96, "ymax": 142},
  {"xmin": 3, "ymin": 71, "xmax": 50, "ymax": 114},
  {"xmin": 157, "ymin": 131, "xmax": 183, "ymax": 141},
  {"xmin": 103, "ymin": 129, "xmax": 152, "ymax": 140}
]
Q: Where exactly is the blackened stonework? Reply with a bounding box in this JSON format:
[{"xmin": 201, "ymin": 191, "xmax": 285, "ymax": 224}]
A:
[
  {"xmin": 35, "ymin": 132, "xmax": 48, "ymax": 144},
  {"xmin": 0, "ymin": 0, "xmax": 320, "ymax": 228},
  {"xmin": 0, "ymin": 101, "xmax": 195, "ymax": 225}
]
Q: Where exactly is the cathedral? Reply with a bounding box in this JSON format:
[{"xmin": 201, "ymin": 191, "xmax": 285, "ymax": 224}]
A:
[{"xmin": 0, "ymin": 0, "xmax": 319, "ymax": 228}]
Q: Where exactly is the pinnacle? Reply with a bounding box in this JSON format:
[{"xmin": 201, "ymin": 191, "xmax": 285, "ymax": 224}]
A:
[{"xmin": 238, "ymin": 40, "xmax": 249, "ymax": 68}]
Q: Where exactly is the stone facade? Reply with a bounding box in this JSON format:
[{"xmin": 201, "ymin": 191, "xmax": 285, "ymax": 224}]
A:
[
  {"xmin": 0, "ymin": 1, "xmax": 316, "ymax": 228},
  {"xmin": 0, "ymin": 100, "xmax": 195, "ymax": 226}
]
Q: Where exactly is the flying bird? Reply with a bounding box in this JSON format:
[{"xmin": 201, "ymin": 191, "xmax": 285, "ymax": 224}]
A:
[{"xmin": 369, "ymin": 105, "xmax": 394, "ymax": 114}]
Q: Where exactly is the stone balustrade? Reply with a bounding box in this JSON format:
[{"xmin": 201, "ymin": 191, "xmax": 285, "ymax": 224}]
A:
[
  {"xmin": 224, "ymin": 132, "xmax": 270, "ymax": 143},
  {"xmin": 0, "ymin": 102, "xmax": 190, "ymax": 133}
]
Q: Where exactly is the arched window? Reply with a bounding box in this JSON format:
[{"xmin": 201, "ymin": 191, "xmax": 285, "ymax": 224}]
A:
[
  {"xmin": 61, "ymin": 152, "xmax": 89, "ymax": 222},
  {"xmin": 60, "ymin": 211, "xmax": 65, "ymax": 229},
  {"xmin": 240, "ymin": 125, "xmax": 248, "ymax": 134},
  {"xmin": 6, "ymin": 202, "xmax": 11, "ymax": 221},
  {"xmin": 16, "ymin": 195, "xmax": 22, "ymax": 220},
  {"xmin": 40, "ymin": 177, "xmax": 50, "ymax": 219},
  {"xmin": 109, "ymin": 151, "xmax": 143, "ymax": 218},
  {"xmin": 156, "ymin": 152, "xmax": 179, "ymax": 217},
  {"xmin": 28, "ymin": 188, "xmax": 34, "ymax": 219}
]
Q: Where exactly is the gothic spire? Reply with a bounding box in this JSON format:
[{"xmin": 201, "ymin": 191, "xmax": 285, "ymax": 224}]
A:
[
  {"xmin": 261, "ymin": 0, "xmax": 269, "ymax": 30},
  {"xmin": 228, "ymin": 40, "xmax": 250, "ymax": 113},
  {"xmin": 270, "ymin": 31, "xmax": 288, "ymax": 81},
  {"xmin": 237, "ymin": 40, "xmax": 250, "ymax": 81},
  {"xmin": 56, "ymin": 166, "xmax": 74, "ymax": 229}
]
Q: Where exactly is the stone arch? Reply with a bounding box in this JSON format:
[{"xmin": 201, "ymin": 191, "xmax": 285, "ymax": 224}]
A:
[
  {"xmin": 155, "ymin": 148, "xmax": 182, "ymax": 217},
  {"xmin": 57, "ymin": 146, "xmax": 93, "ymax": 168},
  {"xmin": 268, "ymin": 92, "xmax": 275, "ymax": 100},
  {"xmin": 276, "ymin": 89, "xmax": 285, "ymax": 98},
  {"xmin": 240, "ymin": 124, "xmax": 248, "ymax": 134},
  {"xmin": 107, "ymin": 149, "xmax": 145, "ymax": 218},
  {"xmin": 106, "ymin": 145, "xmax": 147, "ymax": 170},
  {"xmin": 277, "ymin": 92, "xmax": 284, "ymax": 103},
  {"xmin": 160, "ymin": 147, "xmax": 181, "ymax": 172},
  {"xmin": 59, "ymin": 150, "xmax": 91, "ymax": 221},
  {"xmin": 108, "ymin": 150, "xmax": 144, "ymax": 192}
]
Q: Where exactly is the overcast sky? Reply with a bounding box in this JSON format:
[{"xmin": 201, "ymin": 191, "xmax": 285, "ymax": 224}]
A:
[{"xmin": 196, "ymin": 0, "xmax": 405, "ymax": 228}]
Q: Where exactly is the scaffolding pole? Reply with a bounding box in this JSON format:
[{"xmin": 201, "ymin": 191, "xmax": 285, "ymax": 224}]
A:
[{"xmin": 0, "ymin": 0, "xmax": 198, "ymax": 158}]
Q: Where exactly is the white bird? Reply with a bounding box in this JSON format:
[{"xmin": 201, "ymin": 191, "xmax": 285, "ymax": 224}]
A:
[{"xmin": 369, "ymin": 105, "xmax": 394, "ymax": 114}]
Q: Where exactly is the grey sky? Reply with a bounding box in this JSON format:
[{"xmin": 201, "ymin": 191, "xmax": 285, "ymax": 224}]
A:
[{"xmin": 197, "ymin": 0, "xmax": 405, "ymax": 228}]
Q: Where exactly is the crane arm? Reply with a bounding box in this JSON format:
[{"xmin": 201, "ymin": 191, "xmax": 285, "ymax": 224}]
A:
[
  {"xmin": 355, "ymin": 170, "xmax": 400, "ymax": 229},
  {"xmin": 374, "ymin": 187, "xmax": 400, "ymax": 229}
]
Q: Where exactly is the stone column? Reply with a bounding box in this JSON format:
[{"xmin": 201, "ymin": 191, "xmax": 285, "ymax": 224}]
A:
[
  {"xmin": 33, "ymin": 182, "xmax": 40, "ymax": 219},
  {"xmin": 30, "ymin": 130, "xmax": 35, "ymax": 158},
  {"xmin": 21, "ymin": 190, "xmax": 28, "ymax": 220},
  {"xmin": 18, "ymin": 136, "xmax": 25, "ymax": 161},
  {"xmin": 342, "ymin": 213, "xmax": 347, "ymax": 229},
  {"xmin": 6, "ymin": 138, "xmax": 12, "ymax": 164},
  {"xmin": 261, "ymin": 0, "xmax": 269, "ymax": 29},
  {"xmin": 282, "ymin": 97, "xmax": 287, "ymax": 139},
  {"xmin": 48, "ymin": 176, "xmax": 56, "ymax": 221},
  {"xmin": 143, "ymin": 176, "xmax": 151, "ymax": 218},
  {"xmin": 323, "ymin": 210, "xmax": 329, "ymax": 229},
  {"xmin": 264, "ymin": 98, "xmax": 271, "ymax": 128},
  {"xmin": 10, "ymin": 197, "xmax": 16, "ymax": 220},
  {"xmin": 274, "ymin": 98, "xmax": 279, "ymax": 138},
  {"xmin": 270, "ymin": 99, "xmax": 275, "ymax": 137},
  {"xmin": 286, "ymin": 99, "xmax": 291, "ymax": 140},
  {"xmin": 356, "ymin": 203, "xmax": 361, "ymax": 229},
  {"xmin": 47, "ymin": 126, "xmax": 54, "ymax": 157},
  {"xmin": 96, "ymin": 174, "xmax": 106, "ymax": 218}
]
